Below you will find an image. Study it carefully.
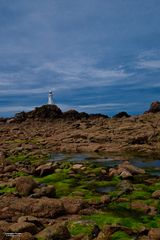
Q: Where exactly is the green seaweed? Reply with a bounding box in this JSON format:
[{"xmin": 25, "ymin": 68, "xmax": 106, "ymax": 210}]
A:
[
  {"xmin": 0, "ymin": 186, "xmax": 15, "ymax": 194},
  {"xmin": 68, "ymin": 221, "xmax": 96, "ymax": 236},
  {"xmin": 111, "ymin": 231, "xmax": 133, "ymax": 240}
]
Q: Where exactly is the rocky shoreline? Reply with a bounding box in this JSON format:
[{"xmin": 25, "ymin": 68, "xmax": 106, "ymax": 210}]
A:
[
  {"xmin": 0, "ymin": 103, "xmax": 160, "ymax": 239},
  {"xmin": 0, "ymin": 104, "xmax": 160, "ymax": 159}
]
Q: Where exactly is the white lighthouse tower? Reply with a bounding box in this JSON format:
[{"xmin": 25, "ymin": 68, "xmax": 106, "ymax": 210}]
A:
[{"xmin": 48, "ymin": 91, "xmax": 53, "ymax": 105}]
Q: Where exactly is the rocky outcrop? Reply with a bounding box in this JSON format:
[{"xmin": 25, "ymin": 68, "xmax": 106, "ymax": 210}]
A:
[
  {"xmin": 146, "ymin": 101, "xmax": 160, "ymax": 113},
  {"xmin": 14, "ymin": 105, "xmax": 90, "ymax": 122},
  {"xmin": 63, "ymin": 110, "xmax": 89, "ymax": 121},
  {"xmin": 15, "ymin": 105, "xmax": 63, "ymax": 122},
  {"xmin": 113, "ymin": 111, "xmax": 130, "ymax": 118}
]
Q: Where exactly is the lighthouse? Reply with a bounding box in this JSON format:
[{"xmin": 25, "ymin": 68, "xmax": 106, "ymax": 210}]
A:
[{"xmin": 48, "ymin": 91, "xmax": 53, "ymax": 105}]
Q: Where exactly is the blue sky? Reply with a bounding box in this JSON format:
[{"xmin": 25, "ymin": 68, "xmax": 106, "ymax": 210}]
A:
[{"xmin": 0, "ymin": 0, "xmax": 160, "ymax": 117}]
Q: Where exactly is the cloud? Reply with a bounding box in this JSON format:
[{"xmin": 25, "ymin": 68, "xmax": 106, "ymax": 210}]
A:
[
  {"xmin": 78, "ymin": 103, "xmax": 126, "ymax": 109},
  {"xmin": 0, "ymin": 105, "xmax": 35, "ymax": 113},
  {"xmin": 33, "ymin": 58, "xmax": 131, "ymax": 90},
  {"xmin": 138, "ymin": 60, "xmax": 160, "ymax": 69},
  {"xmin": 137, "ymin": 50, "xmax": 160, "ymax": 70}
]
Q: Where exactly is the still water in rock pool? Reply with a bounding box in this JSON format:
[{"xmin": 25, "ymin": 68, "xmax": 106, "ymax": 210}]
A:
[{"xmin": 50, "ymin": 152, "xmax": 160, "ymax": 177}]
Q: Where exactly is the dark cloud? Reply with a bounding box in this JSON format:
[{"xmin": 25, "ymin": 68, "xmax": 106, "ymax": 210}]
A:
[{"xmin": 0, "ymin": 0, "xmax": 160, "ymax": 116}]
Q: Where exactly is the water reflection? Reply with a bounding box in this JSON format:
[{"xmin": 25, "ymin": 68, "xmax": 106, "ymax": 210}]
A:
[{"xmin": 49, "ymin": 153, "xmax": 160, "ymax": 176}]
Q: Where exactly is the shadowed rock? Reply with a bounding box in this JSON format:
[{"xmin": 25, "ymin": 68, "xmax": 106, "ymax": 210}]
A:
[
  {"xmin": 146, "ymin": 101, "xmax": 160, "ymax": 113},
  {"xmin": 113, "ymin": 111, "xmax": 130, "ymax": 118},
  {"xmin": 15, "ymin": 105, "xmax": 63, "ymax": 122},
  {"xmin": 63, "ymin": 110, "xmax": 89, "ymax": 121}
]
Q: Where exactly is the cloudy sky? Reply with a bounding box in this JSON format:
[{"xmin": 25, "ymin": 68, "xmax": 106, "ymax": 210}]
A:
[{"xmin": 0, "ymin": 0, "xmax": 160, "ymax": 117}]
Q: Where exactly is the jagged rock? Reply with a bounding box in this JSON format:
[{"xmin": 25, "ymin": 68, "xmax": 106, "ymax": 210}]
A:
[
  {"xmin": 63, "ymin": 109, "xmax": 89, "ymax": 121},
  {"xmin": 113, "ymin": 111, "xmax": 130, "ymax": 118},
  {"xmin": 35, "ymin": 222, "xmax": 70, "ymax": 240},
  {"xmin": 89, "ymin": 113, "xmax": 109, "ymax": 119},
  {"xmin": 146, "ymin": 101, "xmax": 160, "ymax": 113},
  {"xmin": 15, "ymin": 176, "xmax": 38, "ymax": 196},
  {"xmin": 15, "ymin": 105, "xmax": 63, "ymax": 122}
]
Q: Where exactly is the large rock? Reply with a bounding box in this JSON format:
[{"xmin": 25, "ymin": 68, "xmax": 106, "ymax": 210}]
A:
[
  {"xmin": 152, "ymin": 190, "xmax": 160, "ymax": 199},
  {"xmin": 15, "ymin": 176, "xmax": 38, "ymax": 196},
  {"xmin": 62, "ymin": 197, "xmax": 86, "ymax": 214},
  {"xmin": 146, "ymin": 101, "xmax": 160, "ymax": 113},
  {"xmin": 2, "ymin": 197, "xmax": 64, "ymax": 219},
  {"xmin": 63, "ymin": 110, "xmax": 89, "ymax": 121},
  {"xmin": 31, "ymin": 185, "xmax": 56, "ymax": 198},
  {"xmin": 9, "ymin": 222, "xmax": 37, "ymax": 234},
  {"xmin": 35, "ymin": 222, "xmax": 70, "ymax": 240},
  {"xmin": 113, "ymin": 111, "xmax": 130, "ymax": 118},
  {"xmin": 148, "ymin": 228, "xmax": 160, "ymax": 240},
  {"xmin": 15, "ymin": 105, "xmax": 63, "ymax": 122},
  {"xmin": 72, "ymin": 164, "xmax": 84, "ymax": 171},
  {"xmin": 34, "ymin": 163, "xmax": 56, "ymax": 176},
  {"xmin": 18, "ymin": 215, "xmax": 41, "ymax": 224},
  {"xmin": 31, "ymin": 198, "xmax": 64, "ymax": 218},
  {"xmin": 109, "ymin": 162, "xmax": 145, "ymax": 178},
  {"xmin": 118, "ymin": 161, "xmax": 145, "ymax": 175},
  {"xmin": 131, "ymin": 201, "xmax": 150, "ymax": 214},
  {"xmin": 3, "ymin": 164, "xmax": 17, "ymax": 173}
]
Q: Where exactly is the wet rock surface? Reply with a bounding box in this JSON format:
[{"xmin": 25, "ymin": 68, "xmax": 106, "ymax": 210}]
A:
[{"xmin": 0, "ymin": 155, "xmax": 159, "ymax": 239}]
